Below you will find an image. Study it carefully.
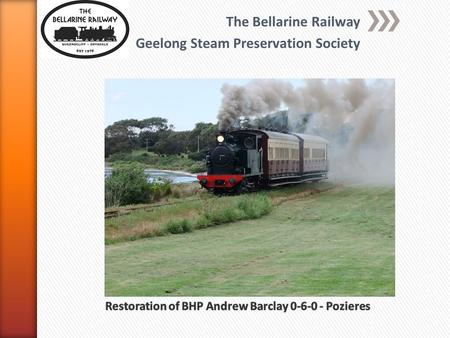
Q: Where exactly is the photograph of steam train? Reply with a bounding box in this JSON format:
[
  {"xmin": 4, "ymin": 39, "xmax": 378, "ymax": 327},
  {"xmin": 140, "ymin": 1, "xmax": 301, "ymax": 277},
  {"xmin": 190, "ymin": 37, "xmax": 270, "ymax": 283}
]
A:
[
  {"xmin": 54, "ymin": 25, "xmax": 116, "ymax": 41},
  {"xmin": 104, "ymin": 79, "xmax": 395, "ymax": 297},
  {"xmin": 198, "ymin": 130, "xmax": 328, "ymax": 194}
]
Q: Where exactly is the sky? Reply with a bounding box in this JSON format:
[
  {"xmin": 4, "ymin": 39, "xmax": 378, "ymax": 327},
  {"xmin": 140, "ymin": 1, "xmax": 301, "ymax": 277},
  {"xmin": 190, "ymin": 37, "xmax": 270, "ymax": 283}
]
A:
[{"xmin": 105, "ymin": 79, "xmax": 304, "ymax": 130}]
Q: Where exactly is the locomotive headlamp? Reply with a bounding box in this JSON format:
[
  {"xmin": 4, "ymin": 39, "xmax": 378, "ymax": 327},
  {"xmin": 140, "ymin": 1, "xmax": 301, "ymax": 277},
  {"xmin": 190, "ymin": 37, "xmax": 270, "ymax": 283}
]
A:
[{"xmin": 217, "ymin": 135, "xmax": 225, "ymax": 143}]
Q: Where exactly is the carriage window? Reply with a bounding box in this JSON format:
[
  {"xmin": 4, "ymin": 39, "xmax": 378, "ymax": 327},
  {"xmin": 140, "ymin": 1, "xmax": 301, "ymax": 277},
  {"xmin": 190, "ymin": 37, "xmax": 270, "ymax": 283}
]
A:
[
  {"xmin": 312, "ymin": 148, "xmax": 325, "ymax": 159},
  {"xmin": 304, "ymin": 148, "xmax": 310, "ymax": 159},
  {"xmin": 291, "ymin": 149, "xmax": 299, "ymax": 160},
  {"xmin": 278, "ymin": 148, "xmax": 283, "ymax": 160}
]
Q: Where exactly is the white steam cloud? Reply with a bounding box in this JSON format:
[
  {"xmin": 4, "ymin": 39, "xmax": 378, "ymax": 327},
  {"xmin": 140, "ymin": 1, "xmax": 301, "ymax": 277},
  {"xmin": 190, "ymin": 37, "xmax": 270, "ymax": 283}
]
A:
[{"xmin": 217, "ymin": 79, "xmax": 394, "ymax": 185}]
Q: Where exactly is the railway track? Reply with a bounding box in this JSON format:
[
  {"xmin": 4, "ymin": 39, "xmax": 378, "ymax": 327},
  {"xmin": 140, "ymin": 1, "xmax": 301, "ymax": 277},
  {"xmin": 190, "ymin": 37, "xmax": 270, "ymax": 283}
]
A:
[{"xmin": 105, "ymin": 198, "xmax": 201, "ymax": 218}]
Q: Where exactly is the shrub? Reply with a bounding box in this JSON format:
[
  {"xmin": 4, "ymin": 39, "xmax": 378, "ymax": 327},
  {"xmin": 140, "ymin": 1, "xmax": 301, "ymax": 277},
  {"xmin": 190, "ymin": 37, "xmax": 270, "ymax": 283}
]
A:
[
  {"xmin": 195, "ymin": 195, "xmax": 272, "ymax": 228},
  {"xmin": 105, "ymin": 162, "xmax": 151, "ymax": 207},
  {"xmin": 149, "ymin": 179, "xmax": 172, "ymax": 201},
  {"xmin": 150, "ymin": 184, "xmax": 162, "ymax": 201},
  {"xmin": 189, "ymin": 162, "xmax": 206, "ymax": 173},
  {"xmin": 109, "ymin": 152, "xmax": 133, "ymax": 162},
  {"xmin": 166, "ymin": 219, "xmax": 193, "ymax": 234},
  {"xmin": 237, "ymin": 194, "xmax": 272, "ymax": 218},
  {"xmin": 196, "ymin": 214, "xmax": 210, "ymax": 229},
  {"xmin": 160, "ymin": 180, "xmax": 172, "ymax": 196},
  {"xmin": 201, "ymin": 207, "xmax": 245, "ymax": 225},
  {"xmin": 187, "ymin": 151, "xmax": 207, "ymax": 161}
]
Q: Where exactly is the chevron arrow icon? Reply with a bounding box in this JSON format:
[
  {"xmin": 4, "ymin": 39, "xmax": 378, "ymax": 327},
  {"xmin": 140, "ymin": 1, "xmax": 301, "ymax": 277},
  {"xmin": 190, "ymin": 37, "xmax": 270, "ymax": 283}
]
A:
[
  {"xmin": 368, "ymin": 10, "xmax": 400, "ymax": 32},
  {"xmin": 368, "ymin": 10, "xmax": 379, "ymax": 31},
  {"xmin": 389, "ymin": 10, "xmax": 400, "ymax": 31},
  {"xmin": 379, "ymin": 10, "xmax": 390, "ymax": 31}
]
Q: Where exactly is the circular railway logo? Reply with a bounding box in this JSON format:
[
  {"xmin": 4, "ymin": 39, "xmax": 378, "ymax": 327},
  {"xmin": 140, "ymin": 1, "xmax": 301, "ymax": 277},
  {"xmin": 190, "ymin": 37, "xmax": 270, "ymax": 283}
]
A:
[{"xmin": 41, "ymin": 0, "xmax": 129, "ymax": 58}]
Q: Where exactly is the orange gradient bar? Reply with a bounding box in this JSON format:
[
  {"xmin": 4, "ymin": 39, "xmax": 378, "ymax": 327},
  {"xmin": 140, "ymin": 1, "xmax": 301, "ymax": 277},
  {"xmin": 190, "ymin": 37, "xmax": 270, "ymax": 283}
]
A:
[{"xmin": 0, "ymin": 0, "xmax": 37, "ymax": 337}]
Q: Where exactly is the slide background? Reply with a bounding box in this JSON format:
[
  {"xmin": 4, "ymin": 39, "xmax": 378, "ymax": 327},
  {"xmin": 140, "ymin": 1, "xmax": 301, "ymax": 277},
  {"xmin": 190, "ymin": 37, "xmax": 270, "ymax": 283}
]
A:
[{"xmin": 1, "ymin": 0, "xmax": 448, "ymax": 336}]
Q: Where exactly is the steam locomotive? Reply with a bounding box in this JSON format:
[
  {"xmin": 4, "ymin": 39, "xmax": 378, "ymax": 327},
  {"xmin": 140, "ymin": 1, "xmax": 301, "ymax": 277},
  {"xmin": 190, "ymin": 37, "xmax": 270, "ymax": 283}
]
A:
[
  {"xmin": 197, "ymin": 129, "xmax": 329, "ymax": 193},
  {"xmin": 54, "ymin": 26, "xmax": 117, "ymax": 42}
]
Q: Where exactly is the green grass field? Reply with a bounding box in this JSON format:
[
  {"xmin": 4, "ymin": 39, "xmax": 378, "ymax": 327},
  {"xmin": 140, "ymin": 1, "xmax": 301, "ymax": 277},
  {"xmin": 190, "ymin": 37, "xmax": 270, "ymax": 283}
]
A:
[{"xmin": 105, "ymin": 185, "xmax": 395, "ymax": 296}]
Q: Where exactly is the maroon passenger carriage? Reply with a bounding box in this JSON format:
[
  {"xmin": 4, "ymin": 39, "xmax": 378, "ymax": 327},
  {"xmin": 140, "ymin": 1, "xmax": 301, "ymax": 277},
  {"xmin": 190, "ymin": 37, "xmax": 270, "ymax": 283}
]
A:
[{"xmin": 197, "ymin": 129, "xmax": 329, "ymax": 193}]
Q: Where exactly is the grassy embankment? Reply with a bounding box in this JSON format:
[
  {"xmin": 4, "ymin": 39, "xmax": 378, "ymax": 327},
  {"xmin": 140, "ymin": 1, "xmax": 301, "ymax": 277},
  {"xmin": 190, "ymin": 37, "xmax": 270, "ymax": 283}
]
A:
[
  {"xmin": 107, "ymin": 149, "xmax": 205, "ymax": 173},
  {"xmin": 105, "ymin": 184, "xmax": 394, "ymax": 296},
  {"xmin": 105, "ymin": 182, "xmax": 334, "ymax": 244}
]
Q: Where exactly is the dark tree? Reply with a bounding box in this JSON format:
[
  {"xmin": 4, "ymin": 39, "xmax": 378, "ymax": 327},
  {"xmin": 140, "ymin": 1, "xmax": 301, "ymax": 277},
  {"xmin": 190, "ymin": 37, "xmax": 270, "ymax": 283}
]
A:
[
  {"xmin": 105, "ymin": 119, "xmax": 141, "ymax": 155},
  {"xmin": 188, "ymin": 122, "xmax": 218, "ymax": 152},
  {"xmin": 153, "ymin": 130, "xmax": 190, "ymax": 155}
]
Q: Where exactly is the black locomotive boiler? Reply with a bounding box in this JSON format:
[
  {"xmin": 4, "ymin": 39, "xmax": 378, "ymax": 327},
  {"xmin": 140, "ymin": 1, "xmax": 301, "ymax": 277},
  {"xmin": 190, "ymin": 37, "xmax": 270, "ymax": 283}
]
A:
[{"xmin": 197, "ymin": 129, "xmax": 329, "ymax": 193}]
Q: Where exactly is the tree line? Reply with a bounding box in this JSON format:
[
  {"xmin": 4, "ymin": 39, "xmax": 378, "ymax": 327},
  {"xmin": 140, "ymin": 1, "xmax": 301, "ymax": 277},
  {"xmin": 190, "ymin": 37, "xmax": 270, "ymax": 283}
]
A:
[{"xmin": 105, "ymin": 117, "xmax": 218, "ymax": 159}]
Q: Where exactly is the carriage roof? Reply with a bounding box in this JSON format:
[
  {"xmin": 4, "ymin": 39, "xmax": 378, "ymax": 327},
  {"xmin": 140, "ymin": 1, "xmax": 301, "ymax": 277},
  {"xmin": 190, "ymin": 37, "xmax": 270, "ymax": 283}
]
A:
[{"xmin": 291, "ymin": 133, "xmax": 329, "ymax": 144}]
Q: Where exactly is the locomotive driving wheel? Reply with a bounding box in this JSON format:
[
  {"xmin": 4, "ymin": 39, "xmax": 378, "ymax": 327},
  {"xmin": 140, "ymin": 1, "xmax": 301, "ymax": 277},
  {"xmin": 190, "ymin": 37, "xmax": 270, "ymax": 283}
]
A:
[
  {"xmin": 234, "ymin": 178, "xmax": 249, "ymax": 194},
  {"xmin": 212, "ymin": 188, "xmax": 226, "ymax": 196}
]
